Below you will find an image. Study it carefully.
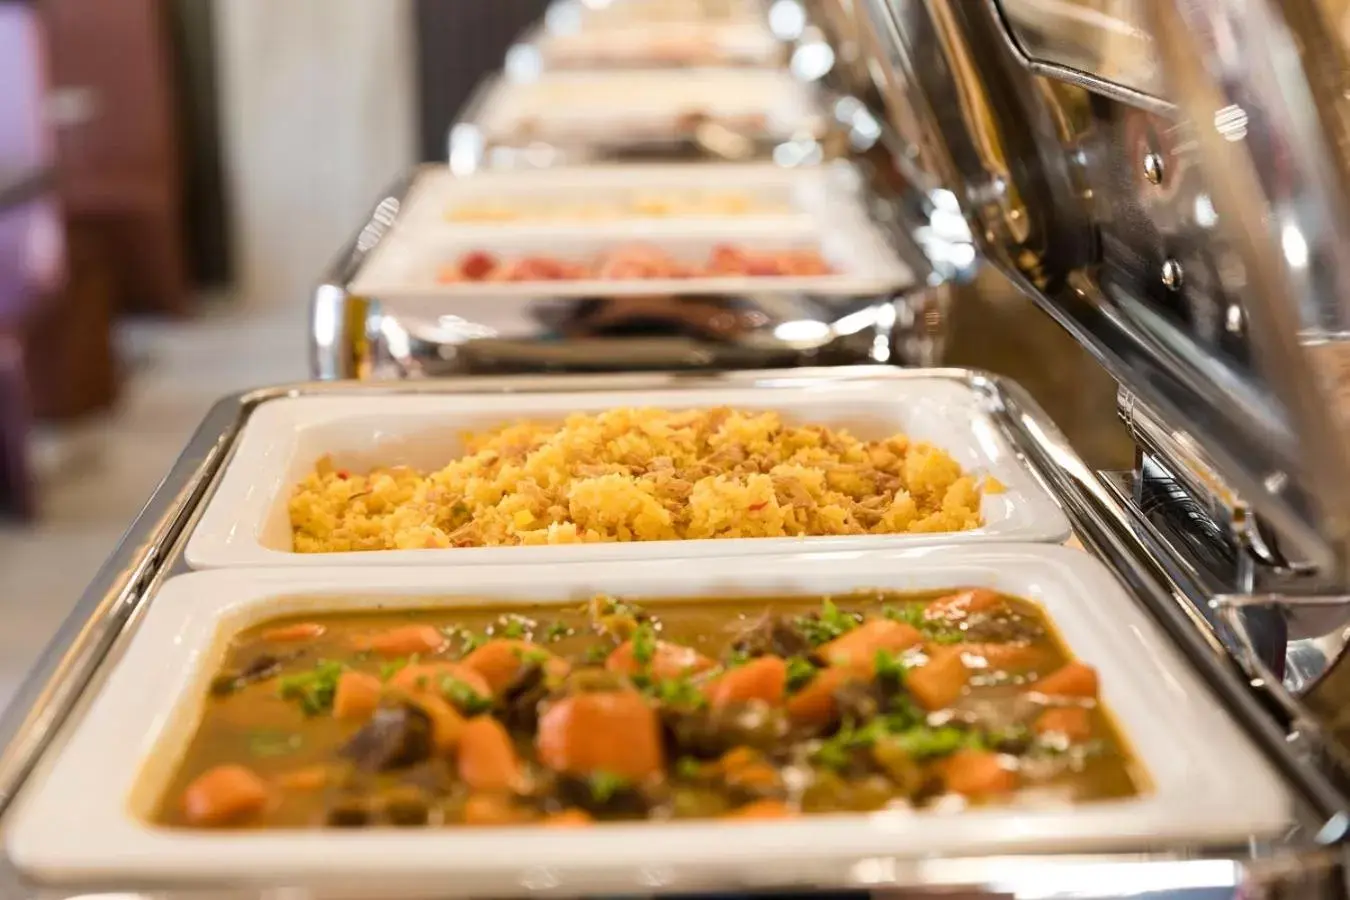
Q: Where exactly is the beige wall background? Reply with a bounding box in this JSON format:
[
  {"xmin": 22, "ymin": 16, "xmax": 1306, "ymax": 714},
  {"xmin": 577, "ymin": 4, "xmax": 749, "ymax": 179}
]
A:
[{"xmin": 213, "ymin": 0, "xmax": 416, "ymax": 309}]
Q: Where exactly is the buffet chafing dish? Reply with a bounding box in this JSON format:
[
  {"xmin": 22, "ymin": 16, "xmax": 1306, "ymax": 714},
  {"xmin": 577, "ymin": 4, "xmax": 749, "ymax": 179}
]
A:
[
  {"xmin": 1, "ymin": 369, "xmax": 1344, "ymax": 899},
  {"xmin": 313, "ymin": 0, "xmax": 974, "ymax": 383},
  {"xmin": 9, "ymin": 0, "xmax": 1350, "ymax": 896},
  {"xmin": 446, "ymin": 67, "xmax": 832, "ymax": 172},
  {"xmin": 310, "ymin": 156, "xmax": 969, "ymax": 380}
]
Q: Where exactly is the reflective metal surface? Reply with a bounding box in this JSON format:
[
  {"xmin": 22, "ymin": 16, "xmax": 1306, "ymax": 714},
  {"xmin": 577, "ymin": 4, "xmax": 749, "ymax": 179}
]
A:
[
  {"xmin": 1147, "ymin": 0, "xmax": 1350, "ymax": 561},
  {"xmin": 847, "ymin": 0, "xmax": 1350, "ymax": 769},
  {"xmin": 998, "ymin": 0, "xmax": 1164, "ymax": 104},
  {"xmin": 309, "ymin": 156, "xmax": 968, "ymax": 380},
  {"xmin": 854, "ymin": 0, "xmax": 1350, "ymax": 583},
  {"xmin": 802, "ymin": 0, "xmax": 872, "ymax": 97},
  {"xmin": 0, "ymin": 368, "xmax": 1346, "ymax": 899}
]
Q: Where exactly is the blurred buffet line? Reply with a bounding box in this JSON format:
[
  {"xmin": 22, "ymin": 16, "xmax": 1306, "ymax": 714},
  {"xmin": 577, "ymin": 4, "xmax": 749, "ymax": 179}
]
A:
[{"xmin": 9, "ymin": 0, "xmax": 1350, "ymax": 899}]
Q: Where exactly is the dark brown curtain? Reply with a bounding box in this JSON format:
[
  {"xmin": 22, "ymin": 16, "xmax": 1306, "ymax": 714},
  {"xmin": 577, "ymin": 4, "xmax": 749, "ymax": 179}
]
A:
[{"xmin": 414, "ymin": 0, "xmax": 550, "ymax": 162}]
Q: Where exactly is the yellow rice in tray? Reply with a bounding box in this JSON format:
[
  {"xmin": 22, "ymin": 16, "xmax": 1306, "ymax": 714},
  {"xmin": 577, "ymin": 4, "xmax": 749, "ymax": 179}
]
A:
[{"xmin": 288, "ymin": 407, "xmax": 985, "ymax": 552}]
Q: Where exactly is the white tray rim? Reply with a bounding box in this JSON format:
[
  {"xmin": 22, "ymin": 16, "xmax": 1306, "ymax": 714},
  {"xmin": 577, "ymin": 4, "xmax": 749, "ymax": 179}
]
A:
[{"xmin": 393, "ymin": 161, "xmax": 858, "ymax": 233}]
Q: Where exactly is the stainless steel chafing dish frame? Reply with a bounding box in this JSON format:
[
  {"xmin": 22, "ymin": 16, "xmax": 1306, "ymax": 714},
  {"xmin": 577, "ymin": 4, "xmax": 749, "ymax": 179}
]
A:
[
  {"xmin": 309, "ymin": 157, "xmax": 968, "ymax": 381},
  {"xmin": 446, "ymin": 69, "xmax": 834, "ymax": 174},
  {"xmin": 0, "ymin": 366, "xmax": 1346, "ymax": 899}
]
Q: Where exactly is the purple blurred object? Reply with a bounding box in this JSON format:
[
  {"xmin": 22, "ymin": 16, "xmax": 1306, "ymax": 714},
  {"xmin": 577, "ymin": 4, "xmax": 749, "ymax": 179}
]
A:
[{"xmin": 0, "ymin": 0, "xmax": 60, "ymax": 519}]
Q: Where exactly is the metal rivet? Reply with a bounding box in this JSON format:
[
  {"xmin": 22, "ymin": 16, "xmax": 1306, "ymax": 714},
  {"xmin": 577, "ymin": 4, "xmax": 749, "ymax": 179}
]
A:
[
  {"xmin": 1143, "ymin": 151, "xmax": 1165, "ymax": 185},
  {"xmin": 1161, "ymin": 258, "xmax": 1184, "ymax": 290}
]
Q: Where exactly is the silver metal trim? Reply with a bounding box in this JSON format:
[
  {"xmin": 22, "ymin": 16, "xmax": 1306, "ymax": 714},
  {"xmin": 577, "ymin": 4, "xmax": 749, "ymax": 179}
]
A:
[
  {"xmin": 991, "ymin": 0, "xmax": 1175, "ymax": 113},
  {"xmin": 851, "ymin": 0, "xmax": 1350, "ymax": 590},
  {"xmin": 1147, "ymin": 0, "xmax": 1350, "ymax": 579},
  {"xmin": 308, "ymin": 159, "xmax": 964, "ymax": 381}
]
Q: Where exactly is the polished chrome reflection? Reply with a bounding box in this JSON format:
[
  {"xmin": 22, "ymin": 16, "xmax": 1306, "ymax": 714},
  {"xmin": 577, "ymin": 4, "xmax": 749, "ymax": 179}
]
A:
[
  {"xmin": 847, "ymin": 0, "xmax": 1350, "ymax": 774},
  {"xmin": 998, "ymin": 0, "xmax": 1163, "ymax": 102}
]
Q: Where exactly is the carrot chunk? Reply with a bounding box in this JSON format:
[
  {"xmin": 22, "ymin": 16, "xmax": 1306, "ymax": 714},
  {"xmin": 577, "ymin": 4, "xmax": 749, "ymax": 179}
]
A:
[
  {"xmin": 260, "ymin": 622, "xmax": 326, "ymax": 643},
  {"xmin": 705, "ymin": 656, "xmax": 787, "ymax": 709},
  {"xmin": 332, "ymin": 671, "xmax": 382, "ymax": 721},
  {"xmin": 818, "ymin": 620, "xmax": 923, "ymax": 673},
  {"xmin": 924, "ymin": 589, "xmax": 1004, "ymax": 622},
  {"xmin": 785, "ymin": 666, "xmax": 854, "ymax": 727},
  {"xmin": 464, "ymin": 639, "xmax": 570, "ymax": 694},
  {"xmin": 356, "ymin": 625, "xmax": 447, "ymax": 658},
  {"xmin": 182, "ymin": 764, "xmax": 270, "ymax": 826},
  {"xmin": 907, "ymin": 646, "xmax": 969, "ymax": 711},
  {"xmin": 409, "ymin": 693, "xmax": 468, "ymax": 755},
  {"xmin": 607, "ymin": 639, "xmax": 714, "ymax": 680},
  {"xmin": 1033, "ymin": 706, "xmax": 1093, "ymax": 742},
  {"xmin": 1030, "ymin": 661, "xmax": 1098, "ymax": 698},
  {"xmin": 390, "ymin": 662, "xmax": 492, "ymax": 700},
  {"xmin": 537, "ymin": 690, "xmax": 664, "ymax": 781},
  {"xmin": 543, "ymin": 808, "xmax": 594, "ymax": 828},
  {"xmin": 458, "ymin": 716, "xmax": 523, "ymax": 793},
  {"xmin": 725, "ymin": 799, "xmax": 794, "ymax": 820},
  {"xmin": 942, "ymin": 749, "xmax": 1018, "ymax": 796}
]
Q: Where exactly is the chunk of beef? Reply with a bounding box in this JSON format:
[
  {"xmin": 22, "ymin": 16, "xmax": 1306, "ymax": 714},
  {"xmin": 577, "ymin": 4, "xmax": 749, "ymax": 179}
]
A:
[
  {"xmin": 832, "ymin": 680, "xmax": 885, "ymax": 725},
  {"xmin": 497, "ymin": 663, "xmax": 550, "ymax": 734},
  {"xmin": 662, "ymin": 701, "xmax": 789, "ymax": 760},
  {"xmin": 959, "ymin": 613, "xmax": 1044, "ymax": 644},
  {"xmin": 732, "ymin": 613, "xmax": 813, "ymax": 660},
  {"xmin": 339, "ymin": 703, "xmax": 433, "ymax": 772},
  {"xmin": 208, "ymin": 653, "xmax": 290, "ymax": 696}
]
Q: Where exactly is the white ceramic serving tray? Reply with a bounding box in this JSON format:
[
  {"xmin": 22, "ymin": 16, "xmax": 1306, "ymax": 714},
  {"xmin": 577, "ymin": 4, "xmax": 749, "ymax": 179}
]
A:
[
  {"xmin": 353, "ymin": 163, "xmax": 913, "ymax": 301},
  {"xmin": 184, "ymin": 377, "xmax": 1070, "ymax": 569},
  {"xmin": 528, "ymin": 19, "xmax": 783, "ymax": 69},
  {"xmin": 528, "ymin": 0, "xmax": 781, "ymax": 69},
  {"xmin": 550, "ymin": 0, "xmax": 770, "ymax": 31},
  {"xmin": 6, "ymin": 547, "xmax": 1293, "ymax": 893},
  {"xmin": 472, "ymin": 69, "xmax": 821, "ymax": 145},
  {"xmin": 349, "ymin": 220, "xmax": 911, "ymax": 301},
  {"xmin": 395, "ymin": 162, "xmax": 862, "ymax": 234}
]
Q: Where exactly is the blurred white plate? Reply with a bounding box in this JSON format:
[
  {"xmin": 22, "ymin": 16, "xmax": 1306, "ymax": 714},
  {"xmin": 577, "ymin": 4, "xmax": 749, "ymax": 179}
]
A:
[{"xmin": 473, "ymin": 69, "xmax": 820, "ymax": 145}]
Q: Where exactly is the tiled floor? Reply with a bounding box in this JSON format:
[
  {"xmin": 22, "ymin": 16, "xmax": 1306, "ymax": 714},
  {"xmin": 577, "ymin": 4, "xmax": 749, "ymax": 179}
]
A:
[{"xmin": 0, "ymin": 296, "xmax": 309, "ymax": 713}]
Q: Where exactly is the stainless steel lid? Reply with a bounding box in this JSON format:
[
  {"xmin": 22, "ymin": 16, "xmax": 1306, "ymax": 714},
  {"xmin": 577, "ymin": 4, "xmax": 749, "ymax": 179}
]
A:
[{"xmin": 851, "ymin": 0, "xmax": 1350, "ymax": 592}]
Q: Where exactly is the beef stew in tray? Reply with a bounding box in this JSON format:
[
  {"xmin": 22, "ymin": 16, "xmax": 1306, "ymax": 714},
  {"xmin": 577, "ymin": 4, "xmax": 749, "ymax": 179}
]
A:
[{"xmin": 162, "ymin": 589, "xmax": 1144, "ymax": 830}]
